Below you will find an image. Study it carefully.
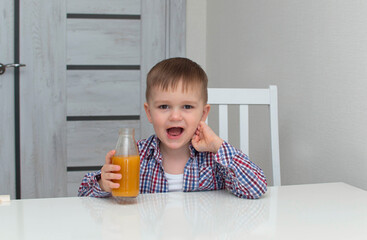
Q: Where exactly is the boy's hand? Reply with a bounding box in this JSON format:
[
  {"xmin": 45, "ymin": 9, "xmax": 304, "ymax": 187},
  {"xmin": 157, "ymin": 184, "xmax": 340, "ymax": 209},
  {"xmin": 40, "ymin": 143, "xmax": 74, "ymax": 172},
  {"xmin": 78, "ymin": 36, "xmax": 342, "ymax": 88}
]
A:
[
  {"xmin": 98, "ymin": 150, "xmax": 121, "ymax": 192},
  {"xmin": 191, "ymin": 121, "xmax": 224, "ymax": 153}
]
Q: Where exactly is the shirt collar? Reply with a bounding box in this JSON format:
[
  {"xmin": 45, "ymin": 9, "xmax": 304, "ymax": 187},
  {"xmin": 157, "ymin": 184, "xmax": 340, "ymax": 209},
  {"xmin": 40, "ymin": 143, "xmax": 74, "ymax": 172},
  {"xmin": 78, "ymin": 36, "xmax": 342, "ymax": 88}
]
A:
[
  {"xmin": 188, "ymin": 143, "xmax": 198, "ymax": 158},
  {"xmin": 148, "ymin": 135, "xmax": 198, "ymax": 162},
  {"xmin": 149, "ymin": 135, "xmax": 162, "ymax": 164}
]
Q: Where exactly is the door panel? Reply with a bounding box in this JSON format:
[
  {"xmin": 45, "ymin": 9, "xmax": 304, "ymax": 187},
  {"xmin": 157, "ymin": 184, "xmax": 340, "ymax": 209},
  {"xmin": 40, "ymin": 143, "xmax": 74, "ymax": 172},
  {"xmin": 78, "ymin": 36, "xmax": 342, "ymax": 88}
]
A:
[
  {"xmin": 20, "ymin": 0, "xmax": 67, "ymax": 198},
  {"xmin": 67, "ymin": 0, "xmax": 141, "ymax": 15},
  {"xmin": 67, "ymin": 70, "xmax": 140, "ymax": 116},
  {"xmin": 0, "ymin": 0, "xmax": 15, "ymax": 199},
  {"xmin": 67, "ymin": 18, "xmax": 141, "ymax": 65},
  {"xmin": 67, "ymin": 120, "xmax": 140, "ymax": 167}
]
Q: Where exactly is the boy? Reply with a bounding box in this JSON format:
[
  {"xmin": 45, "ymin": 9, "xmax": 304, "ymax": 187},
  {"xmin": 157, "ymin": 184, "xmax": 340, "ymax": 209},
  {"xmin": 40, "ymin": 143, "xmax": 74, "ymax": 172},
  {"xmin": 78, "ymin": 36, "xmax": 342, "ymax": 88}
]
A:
[{"xmin": 78, "ymin": 57, "xmax": 267, "ymax": 199}]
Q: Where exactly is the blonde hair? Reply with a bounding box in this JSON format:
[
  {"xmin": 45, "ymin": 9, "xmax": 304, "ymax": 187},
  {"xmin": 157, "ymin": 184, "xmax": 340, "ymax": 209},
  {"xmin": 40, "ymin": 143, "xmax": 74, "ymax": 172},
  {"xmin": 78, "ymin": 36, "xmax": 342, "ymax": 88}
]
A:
[{"xmin": 146, "ymin": 57, "xmax": 208, "ymax": 103}]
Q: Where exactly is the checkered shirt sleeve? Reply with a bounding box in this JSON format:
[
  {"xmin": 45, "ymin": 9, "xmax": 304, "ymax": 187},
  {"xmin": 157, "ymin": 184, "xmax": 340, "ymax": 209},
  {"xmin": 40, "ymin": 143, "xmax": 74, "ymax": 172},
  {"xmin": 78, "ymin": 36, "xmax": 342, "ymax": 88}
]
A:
[
  {"xmin": 78, "ymin": 170, "xmax": 111, "ymax": 197},
  {"xmin": 214, "ymin": 141, "xmax": 267, "ymax": 199}
]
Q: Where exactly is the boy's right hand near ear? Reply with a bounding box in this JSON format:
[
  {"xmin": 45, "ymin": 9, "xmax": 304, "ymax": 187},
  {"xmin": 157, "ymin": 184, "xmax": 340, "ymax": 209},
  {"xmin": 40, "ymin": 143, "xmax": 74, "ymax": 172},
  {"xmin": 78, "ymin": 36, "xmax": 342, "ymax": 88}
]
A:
[{"xmin": 98, "ymin": 150, "xmax": 122, "ymax": 192}]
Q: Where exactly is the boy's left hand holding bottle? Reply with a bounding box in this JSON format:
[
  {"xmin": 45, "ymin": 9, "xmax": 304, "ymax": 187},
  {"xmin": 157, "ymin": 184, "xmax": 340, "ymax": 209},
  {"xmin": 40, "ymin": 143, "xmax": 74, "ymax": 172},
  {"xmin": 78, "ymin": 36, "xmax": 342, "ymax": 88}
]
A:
[{"xmin": 98, "ymin": 150, "xmax": 120, "ymax": 192}]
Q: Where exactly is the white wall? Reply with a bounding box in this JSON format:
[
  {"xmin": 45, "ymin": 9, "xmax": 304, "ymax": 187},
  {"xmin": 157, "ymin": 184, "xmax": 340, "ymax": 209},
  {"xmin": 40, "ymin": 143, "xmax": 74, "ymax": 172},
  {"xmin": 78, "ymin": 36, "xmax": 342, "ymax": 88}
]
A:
[
  {"xmin": 187, "ymin": 0, "xmax": 367, "ymax": 189},
  {"xmin": 186, "ymin": 0, "xmax": 207, "ymax": 70}
]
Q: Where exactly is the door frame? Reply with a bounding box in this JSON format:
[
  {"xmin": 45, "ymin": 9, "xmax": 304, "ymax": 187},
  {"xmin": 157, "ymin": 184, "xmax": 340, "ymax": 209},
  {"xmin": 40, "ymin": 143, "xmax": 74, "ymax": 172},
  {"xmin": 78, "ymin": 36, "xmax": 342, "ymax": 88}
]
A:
[{"xmin": 14, "ymin": 0, "xmax": 21, "ymax": 199}]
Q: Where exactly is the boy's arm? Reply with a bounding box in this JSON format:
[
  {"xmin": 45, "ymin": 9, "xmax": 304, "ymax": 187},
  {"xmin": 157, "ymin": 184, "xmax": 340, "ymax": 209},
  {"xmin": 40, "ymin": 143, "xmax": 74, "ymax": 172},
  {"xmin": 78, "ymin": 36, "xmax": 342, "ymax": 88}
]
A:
[
  {"xmin": 78, "ymin": 170, "xmax": 112, "ymax": 198},
  {"xmin": 214, "ymin": 141, "xmax": 267, "ymax": 199},
  {"xmin": 192, "ymin": 121, "xmax": 267, "ymax": 199}
]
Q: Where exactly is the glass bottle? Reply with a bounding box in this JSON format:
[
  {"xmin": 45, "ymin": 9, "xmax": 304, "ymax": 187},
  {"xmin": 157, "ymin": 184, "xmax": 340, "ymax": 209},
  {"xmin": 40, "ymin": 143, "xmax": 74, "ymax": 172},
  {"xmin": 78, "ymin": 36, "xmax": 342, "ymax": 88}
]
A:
[{"xmin": 111, "ymin": 128, "xmax": 140, "ymax": 199}]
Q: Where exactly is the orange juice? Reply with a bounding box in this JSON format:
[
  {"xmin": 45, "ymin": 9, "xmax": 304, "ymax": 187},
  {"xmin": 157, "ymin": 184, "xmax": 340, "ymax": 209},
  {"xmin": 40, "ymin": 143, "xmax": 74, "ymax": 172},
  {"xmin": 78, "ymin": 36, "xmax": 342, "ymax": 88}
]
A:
[{"xmin": 111, "ymin": 155, "xmax": 140, "ymax": 197}]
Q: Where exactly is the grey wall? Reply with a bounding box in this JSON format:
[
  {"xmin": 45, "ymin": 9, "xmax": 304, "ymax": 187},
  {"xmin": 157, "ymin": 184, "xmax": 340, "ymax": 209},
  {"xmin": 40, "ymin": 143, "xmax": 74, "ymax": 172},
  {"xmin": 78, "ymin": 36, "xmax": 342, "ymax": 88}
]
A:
[{"xmin": 203, "ymin": 0, "xmax": 367, "ymax": 189}]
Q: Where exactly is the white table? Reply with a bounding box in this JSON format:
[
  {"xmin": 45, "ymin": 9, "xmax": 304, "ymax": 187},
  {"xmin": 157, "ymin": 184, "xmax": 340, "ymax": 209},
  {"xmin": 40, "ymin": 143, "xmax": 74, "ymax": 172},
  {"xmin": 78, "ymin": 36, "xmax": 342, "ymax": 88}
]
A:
[{"xmin": 1, "ymin": 182, "xmax": 366, "ymax": 240}]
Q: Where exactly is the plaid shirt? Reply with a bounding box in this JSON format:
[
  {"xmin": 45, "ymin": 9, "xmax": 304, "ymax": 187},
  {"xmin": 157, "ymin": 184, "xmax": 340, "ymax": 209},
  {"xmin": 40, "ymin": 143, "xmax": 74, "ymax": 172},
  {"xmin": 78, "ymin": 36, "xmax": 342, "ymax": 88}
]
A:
[{"xmin": 78, "ymin": 135, "xmax": 267, "ymax": 199}]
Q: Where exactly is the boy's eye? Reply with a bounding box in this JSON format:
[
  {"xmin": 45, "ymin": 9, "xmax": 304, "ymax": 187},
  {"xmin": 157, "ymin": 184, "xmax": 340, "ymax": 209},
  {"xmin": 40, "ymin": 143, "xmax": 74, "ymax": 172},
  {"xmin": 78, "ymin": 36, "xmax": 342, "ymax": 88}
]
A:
[
  {"xmin": 183, "ymin": 105, "xmax": 193, "ymax": 109},
  {"xmin": 159, "ymin": 105, "xmax": 169, "ymax": 109}
]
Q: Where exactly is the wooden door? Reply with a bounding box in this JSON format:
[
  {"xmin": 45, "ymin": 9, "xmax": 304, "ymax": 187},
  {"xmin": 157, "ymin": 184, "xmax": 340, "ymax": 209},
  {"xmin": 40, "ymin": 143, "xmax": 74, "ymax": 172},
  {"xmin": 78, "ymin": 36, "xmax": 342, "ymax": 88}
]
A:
[
  {"xmin": 0, "ymin": 0, "xmax": 186, "ymax": 199},
  {"xmin": 20, "ymin": 0, "xmax": 67, "ymax": 198},
  {"xmin": 0, "ymin": 1, "xmax": 16, "ymax": 199}
]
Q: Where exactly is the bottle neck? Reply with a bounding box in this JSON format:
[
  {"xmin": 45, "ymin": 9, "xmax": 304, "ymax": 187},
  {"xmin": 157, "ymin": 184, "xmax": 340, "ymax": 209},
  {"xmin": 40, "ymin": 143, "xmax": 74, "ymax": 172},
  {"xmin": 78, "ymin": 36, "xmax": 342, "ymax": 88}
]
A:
[{"xmin": 115, "ymin": 128, "xmax": 138, "ymax": 156}]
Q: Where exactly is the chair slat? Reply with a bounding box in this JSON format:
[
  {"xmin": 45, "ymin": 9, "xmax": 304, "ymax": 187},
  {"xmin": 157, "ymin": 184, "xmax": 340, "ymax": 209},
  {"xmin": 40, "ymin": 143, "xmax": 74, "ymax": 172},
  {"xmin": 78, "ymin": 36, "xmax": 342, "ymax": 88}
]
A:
[
  {"xmin": 239, "ymin": 105, "xmax": 249, "ymax": 155},
  {"xmin": 218, "ymin": 105, "xmax": 228, "ymax": 142},
  {"xmin": 269, "ymin": 85, "xmax": 281, "ymax": 186},
  {"xmin": 208, "ymin": 88, "xmax": 270, "ymax": 104}
]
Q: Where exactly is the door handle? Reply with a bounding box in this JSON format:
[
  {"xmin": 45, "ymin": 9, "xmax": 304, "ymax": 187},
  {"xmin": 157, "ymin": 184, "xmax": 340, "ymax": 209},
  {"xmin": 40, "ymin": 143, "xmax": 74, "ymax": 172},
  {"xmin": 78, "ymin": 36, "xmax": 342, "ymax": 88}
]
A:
[{"xmin": 0, "ymin": 63, "xmax": 26, "ymax": 75}]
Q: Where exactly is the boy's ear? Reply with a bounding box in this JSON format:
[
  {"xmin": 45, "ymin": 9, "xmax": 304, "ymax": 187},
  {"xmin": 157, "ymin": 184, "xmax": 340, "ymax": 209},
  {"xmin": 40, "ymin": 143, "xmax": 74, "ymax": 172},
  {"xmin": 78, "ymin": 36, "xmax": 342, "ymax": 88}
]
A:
[
  {"xmin": 201, "ymin": 104, "xmax": 211, "ymax": 122},
  {"xmin": 144, "ymin": 102, "xmax": 153, "ymax": 123}
]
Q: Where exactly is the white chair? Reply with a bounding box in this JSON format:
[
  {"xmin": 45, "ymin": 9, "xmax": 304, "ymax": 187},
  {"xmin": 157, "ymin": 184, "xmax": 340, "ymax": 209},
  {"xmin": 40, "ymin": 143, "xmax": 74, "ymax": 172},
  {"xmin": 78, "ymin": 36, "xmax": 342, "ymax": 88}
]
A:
[{"xmin": 207, "ymin": 85, "xmax": 281, "ymax": 186}]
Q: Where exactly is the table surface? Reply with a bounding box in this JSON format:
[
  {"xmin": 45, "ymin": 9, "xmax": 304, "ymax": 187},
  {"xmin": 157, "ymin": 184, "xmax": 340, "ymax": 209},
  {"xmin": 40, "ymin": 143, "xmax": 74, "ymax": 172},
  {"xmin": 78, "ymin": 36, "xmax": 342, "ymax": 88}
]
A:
[{"xmin": 1, "ymin": 182, "xmax": 366, "ymax": 240}]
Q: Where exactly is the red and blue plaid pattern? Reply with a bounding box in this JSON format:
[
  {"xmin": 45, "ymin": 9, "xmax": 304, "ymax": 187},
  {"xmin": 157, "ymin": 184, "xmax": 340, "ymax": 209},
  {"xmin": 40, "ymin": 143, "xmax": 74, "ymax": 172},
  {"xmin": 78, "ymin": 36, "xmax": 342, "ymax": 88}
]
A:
[{"xmin": 78, "ymin": 135, "xmax": 267, "ymax": 199}]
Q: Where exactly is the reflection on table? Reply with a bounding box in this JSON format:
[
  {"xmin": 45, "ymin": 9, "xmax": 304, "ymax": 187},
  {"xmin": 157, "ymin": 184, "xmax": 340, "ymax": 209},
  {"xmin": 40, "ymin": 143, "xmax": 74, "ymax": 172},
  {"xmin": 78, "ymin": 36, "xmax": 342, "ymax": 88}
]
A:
[{"xmin": 82, "ymin": 190, "xmax": 272, "ymax": 239}]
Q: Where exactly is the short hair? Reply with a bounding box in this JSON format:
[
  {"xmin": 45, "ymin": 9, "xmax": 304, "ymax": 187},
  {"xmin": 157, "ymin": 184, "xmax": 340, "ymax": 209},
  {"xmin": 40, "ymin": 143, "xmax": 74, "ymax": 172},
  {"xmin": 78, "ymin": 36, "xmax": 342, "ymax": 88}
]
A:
[{"xmin": 146, "ymin": 57, "xmax": 208, "ymax": 103}]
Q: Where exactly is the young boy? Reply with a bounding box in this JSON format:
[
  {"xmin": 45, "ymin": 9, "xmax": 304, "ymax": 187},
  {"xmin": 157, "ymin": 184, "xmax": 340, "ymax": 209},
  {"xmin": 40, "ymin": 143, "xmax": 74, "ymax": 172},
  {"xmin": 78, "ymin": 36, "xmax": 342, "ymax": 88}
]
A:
[{"xmin": 78, "ymin": 57, "xmax": 267, "ymax": 199}]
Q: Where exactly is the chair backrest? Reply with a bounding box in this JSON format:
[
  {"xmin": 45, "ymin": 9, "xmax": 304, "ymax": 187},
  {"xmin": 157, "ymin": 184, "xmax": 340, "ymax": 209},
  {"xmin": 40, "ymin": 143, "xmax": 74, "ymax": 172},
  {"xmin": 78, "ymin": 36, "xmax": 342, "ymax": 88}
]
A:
[{"xmin": 207, "ymin": 85, "xmax": 281, "ymax": 186}]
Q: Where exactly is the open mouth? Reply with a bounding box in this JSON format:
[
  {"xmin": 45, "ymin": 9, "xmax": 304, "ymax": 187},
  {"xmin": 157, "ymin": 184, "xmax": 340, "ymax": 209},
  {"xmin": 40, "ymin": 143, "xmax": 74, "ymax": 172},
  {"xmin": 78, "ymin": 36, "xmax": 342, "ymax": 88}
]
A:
[{"xmin": 167, "ymin": 127, "xmax": 184, "ymax": 138}]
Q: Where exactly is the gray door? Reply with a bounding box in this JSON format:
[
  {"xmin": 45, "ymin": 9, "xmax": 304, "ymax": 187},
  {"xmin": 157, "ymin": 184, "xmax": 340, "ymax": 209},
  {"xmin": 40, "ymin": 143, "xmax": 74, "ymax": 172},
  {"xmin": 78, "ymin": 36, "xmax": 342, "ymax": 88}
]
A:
[
  {"xmin": 20, "ymin": 0, "xmax": 67, "ymax": 199},
  {"xmin": 0, "ymin": 1, "xmax": 16, "ymax": 199},
  {"xmin": 0, "ymin": 0, "xmax": 186, "ymax": 199}
]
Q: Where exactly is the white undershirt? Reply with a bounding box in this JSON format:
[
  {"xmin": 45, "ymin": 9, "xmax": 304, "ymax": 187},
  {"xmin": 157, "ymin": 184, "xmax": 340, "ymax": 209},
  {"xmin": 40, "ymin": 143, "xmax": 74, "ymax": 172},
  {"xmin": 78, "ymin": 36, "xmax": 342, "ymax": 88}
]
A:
[{"xmin": 164, "ymin": 172, "xmax": 184, "ymax": 192}]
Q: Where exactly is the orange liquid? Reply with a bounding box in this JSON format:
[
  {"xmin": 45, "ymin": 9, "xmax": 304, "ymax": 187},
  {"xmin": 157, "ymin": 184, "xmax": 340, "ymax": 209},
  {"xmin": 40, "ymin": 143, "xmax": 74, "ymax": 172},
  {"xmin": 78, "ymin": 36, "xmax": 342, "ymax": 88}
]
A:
[{"xmin": 111, "ymin": 155, "xmax": 140, "ymax": 197}]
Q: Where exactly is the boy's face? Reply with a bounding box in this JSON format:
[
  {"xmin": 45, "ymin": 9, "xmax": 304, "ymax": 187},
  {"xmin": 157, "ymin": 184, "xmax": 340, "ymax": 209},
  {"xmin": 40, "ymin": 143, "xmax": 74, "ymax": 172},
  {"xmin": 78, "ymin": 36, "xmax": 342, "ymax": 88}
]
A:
[{"xmin": 144, "ymin": 81, "xmax": 210, "ymax": 152}]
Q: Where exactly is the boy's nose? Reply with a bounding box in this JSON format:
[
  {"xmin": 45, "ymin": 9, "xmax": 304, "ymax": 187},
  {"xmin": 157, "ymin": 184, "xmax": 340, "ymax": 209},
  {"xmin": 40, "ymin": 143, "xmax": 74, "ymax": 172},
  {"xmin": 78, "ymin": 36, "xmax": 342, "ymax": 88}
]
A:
[{"xmin": 169, "ymin": 109, "xmax": 183, "ymax": 121}]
